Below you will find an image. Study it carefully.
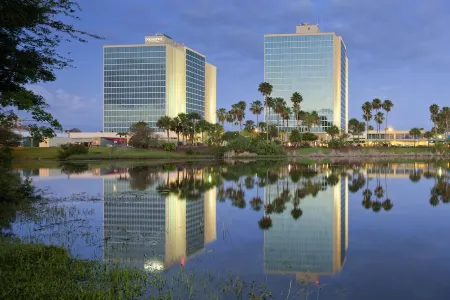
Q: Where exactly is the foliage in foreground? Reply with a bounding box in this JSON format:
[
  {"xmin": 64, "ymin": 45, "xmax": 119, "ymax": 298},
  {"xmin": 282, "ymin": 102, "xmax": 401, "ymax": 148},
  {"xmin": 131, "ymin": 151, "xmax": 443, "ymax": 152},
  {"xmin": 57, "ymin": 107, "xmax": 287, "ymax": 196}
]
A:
[
  {"xmin": 58, "ymin": 143, "xmax": 89, "ymax": 159},
  {"xmin": 226, "ymin": 136, "xmax": 285, "ymax": 155},
  {"xmin": 0, "ymin": 238, "xmax": 149, "ymax": 299}
]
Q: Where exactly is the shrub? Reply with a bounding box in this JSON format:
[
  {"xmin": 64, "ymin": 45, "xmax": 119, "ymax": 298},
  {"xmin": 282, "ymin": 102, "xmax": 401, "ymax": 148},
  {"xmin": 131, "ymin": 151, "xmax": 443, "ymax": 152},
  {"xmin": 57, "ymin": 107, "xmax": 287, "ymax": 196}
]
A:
[
  {"xmin": 226, "ymin": 136, "xmax": 252, "ymax": 153},
  {"xmin": 58, "ymin": 143, "xmax": 89, "ymax": 159},
  {"xmin": 222, "ymin": 131, "xmax": 241, "ymax": 142},
  {"xmin": 161, "ymin": 142, "xmax": 176, "ymax": 151},
  {"xmin": 253, "ymin": 141, "xmax": 285, "ymax": 155},
  {"xmin": 185, "ymin": 149, "xmax": 203, "ymax": 155},
  {"xmin": 225, "ymin": 137, "xmax": 284, "ymax": 155}
]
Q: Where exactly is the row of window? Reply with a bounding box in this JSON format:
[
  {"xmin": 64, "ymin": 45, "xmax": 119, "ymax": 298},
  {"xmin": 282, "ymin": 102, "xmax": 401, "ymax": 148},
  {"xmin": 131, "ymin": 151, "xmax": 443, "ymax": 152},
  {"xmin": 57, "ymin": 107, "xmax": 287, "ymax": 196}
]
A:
[
  {"xmin": 265, "ymin": 35, "xmax": 334, "ymax": 42},
  {"xmin": 105, "ymin": 99, "xmax": 165, "ymax": 105},
  {"xmin": 264, "ymin": 47, "xmax": 334, "ymax": 55},
  {"xmin": 104, "ymin": 46, "xmax": 165, "ymax": 53},
  {"xmin": 104, "ymin": 63, "xmax": 166, "ymax": 70},
  {"xmin": 104, "ymin": 81, "xmax": 165, "ymax": 88},
  {"xmin": 104, "ymin": 75, "xmax": 166, "ymax": 81},
  {"xmin": 104, "ymin": 104, "xmax": 164, "ymax": 110},
  {"xmin": 104, "ymin": 69, "xmax": 165, "ymax": 77},
  {"xmin": 104, "ymin": 87, "xmax": 166, "ymax": 93},
  {"xmin": 104, "ymin": 58, "xmax": 166, "ymax": 65}
]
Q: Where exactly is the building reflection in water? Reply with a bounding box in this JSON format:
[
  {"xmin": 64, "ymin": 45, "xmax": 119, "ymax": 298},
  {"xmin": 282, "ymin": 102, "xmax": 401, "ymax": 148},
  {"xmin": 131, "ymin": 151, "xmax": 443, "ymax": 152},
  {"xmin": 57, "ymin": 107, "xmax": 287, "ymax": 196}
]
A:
[
  {"xmin": 263, "ymin": 165, "xmax": 348, "ymax": 283},
  {"xmin": 102, "ymin": 167, "xmax": 216, "ymax": 272}
]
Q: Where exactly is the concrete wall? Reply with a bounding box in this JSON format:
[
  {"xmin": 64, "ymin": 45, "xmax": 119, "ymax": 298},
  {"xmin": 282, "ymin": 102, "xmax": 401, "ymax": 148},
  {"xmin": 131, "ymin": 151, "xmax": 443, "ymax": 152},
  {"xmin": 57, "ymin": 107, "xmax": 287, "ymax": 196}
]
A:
[
  {"xmin": 165, "ymin": 45, "xmax": 187, "ymax": 119},
  {"xmin": 205, "ymin": 63, "xmax": 217, "ymax": 124}
]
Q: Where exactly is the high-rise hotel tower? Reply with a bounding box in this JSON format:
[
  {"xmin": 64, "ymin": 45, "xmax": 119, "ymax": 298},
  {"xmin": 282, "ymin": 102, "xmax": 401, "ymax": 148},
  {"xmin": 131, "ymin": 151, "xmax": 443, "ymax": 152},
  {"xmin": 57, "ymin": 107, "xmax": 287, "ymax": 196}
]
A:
[
  {"xmin": 264, "ymin": 24, "xmax": 348, "ymax": 134},
  {"xmin": 103, "ymin": 34, "xmax": 216, "ymax": 133}
]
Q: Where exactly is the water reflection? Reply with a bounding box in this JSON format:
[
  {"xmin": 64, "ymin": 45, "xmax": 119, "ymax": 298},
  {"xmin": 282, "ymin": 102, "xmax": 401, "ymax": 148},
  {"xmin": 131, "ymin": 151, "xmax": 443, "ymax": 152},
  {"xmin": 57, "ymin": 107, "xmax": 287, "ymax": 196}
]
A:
[
  {"xmin": 102, "ymin": 166, "xmax": 217, "ymax": 272},
  {"xmin": 263, "ymin": 164, "xmax": 348, "ymax": 284}
]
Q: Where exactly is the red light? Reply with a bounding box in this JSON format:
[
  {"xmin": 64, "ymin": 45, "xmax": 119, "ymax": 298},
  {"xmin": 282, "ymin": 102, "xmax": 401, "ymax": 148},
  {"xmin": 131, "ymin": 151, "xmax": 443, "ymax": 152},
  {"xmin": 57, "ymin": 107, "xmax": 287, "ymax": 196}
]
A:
[
  {"xmin": 316, "ymin": 280, "xmax": 319, "ymax": 285},
  {"xmin": 181, "ymin": 258, "xmax": 185, "ymax": 266}
]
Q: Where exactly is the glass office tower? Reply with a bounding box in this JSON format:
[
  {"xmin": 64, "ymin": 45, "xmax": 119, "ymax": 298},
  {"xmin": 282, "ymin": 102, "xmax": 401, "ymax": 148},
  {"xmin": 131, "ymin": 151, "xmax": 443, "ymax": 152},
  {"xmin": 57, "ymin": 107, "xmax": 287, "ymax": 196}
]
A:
[
  {"xmin": 264, "ymin": 168, "xmax": 348, "ymax": 283},
  {"xmin": 103, "ymin": 34, "xmax": 216, "ymax": 133},
  {"xmin": 264, "ymin": 24, "xmax": 348, "ymax": 134}
]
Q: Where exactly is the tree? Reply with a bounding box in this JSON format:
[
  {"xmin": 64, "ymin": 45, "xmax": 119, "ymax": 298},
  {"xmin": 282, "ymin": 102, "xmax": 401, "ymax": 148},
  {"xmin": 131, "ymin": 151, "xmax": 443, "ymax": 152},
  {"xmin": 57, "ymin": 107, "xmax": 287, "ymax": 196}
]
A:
[
  {"xmin": 424, "ymin": 131, "xmax": 433, "ymax": 146},
  {"xmin": 197, "ymin": 119, "xmax": 210, "ymax": 144},
  {"xmin": 291, "ymin": 92, "xmax": 303, "ymax": 129},
  {"xmin": 187, "ymin": 112, "xmax": 201, "ymax": 145},
  {"xmin": 304, "ymin": 111, "xmax": 321, "ymax": 132},
  {"xmin": 156, "ymin": 116, "xmax": 172, "ymax": 142},
  {"xmin": 409, "ymin": 127, "xmax": 422, "ymax": 147},
  {"xmin": 225, "ymin": 111, "xmax": 235, "ymax": 129},
  {"xmin": 362, "ymin": 102, "xmax": 373, "ymax": 132},
  {"xmin": 281, "ymin": 106, "xmax": 291, "ymax": 141},
  {"xmin": 302, "ymin": 132, "xmax": 318, "ymax": 143},
  {"xmin": 0, "ymin": 0, "xmax": 102, "ymax": 141},
  {"xmin": 326, "ymin": 125, "xmax": 340, "ymax": 141},
  {"xmin": 357, "ymin": 121, "xmax": 366, "ymax": 142},
  {"xmin": 258, "ymin": 122, "xmax": 267, "ymax": 133},
  {"xmin": 289, "ymin": 129, "xmax": 302, "ymax": 147},
  {"xmin": 233, "ymin": 101, "xmax": 247, "ymax": 131},
  {"xmin": 216, "ymin": 108, "xmax": 227, "ymax": 127},
  {"xmin": 374, "ymin": 112, "xmax": 385, "ymax": 140},
  {"xmin": 430, "ymin": 104, "xmax": 440, "ymax": 135},
  {"xmin": 0, "ymin": 127, "xmax": 22, "ymax": 147},
  {"xmin": 250, "ymin": 101, "xmax": 263, "ymax": 125},
  {"xmin": 170, "ymin": 117, "xmax": 182, "ymax": 144},
  {"xmin": 65, "ymin": 128, "xmax": 81, "ymax": 133},
  {"xmin": 259, "ymin": 82, "xmax": 273, "ymax": 141},
  {"xmin": 205, "ymin": 123, "xmax": 223, "ymax": 147},
  {"xmin": 177, "ymin": 113, "xmax": 190, "ymax": 144},
  {"xmin": 244, "ymin": 120, "xmax": 255, "ymax": 132},
  {"xmin": 438, "ymin": 107, "xmax": 450, "ymax": 140},
  {"xmin": 129, "ymin": 122, "xmax": 158, "ymax": 148},
  {"xmin": 348, "ymin": 118, "xmax": 364, "ymax": 141},
  {"xmin": 382, "ymin": 100, "xmax": 394, "ymax": 140},
  {"xmin": 273, "ymin": 97, "xmax": 286, "ymax": 136},
  {"xmin": 372, "ymin": 98, "xmax": 382, "ymax": 114}
]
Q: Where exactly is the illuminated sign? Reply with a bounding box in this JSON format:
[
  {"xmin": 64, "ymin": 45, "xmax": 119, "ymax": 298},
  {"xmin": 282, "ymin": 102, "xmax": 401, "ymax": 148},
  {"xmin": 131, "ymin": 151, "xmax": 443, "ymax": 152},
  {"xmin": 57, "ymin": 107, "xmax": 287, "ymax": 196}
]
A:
[{"xmin": 145, "ymin": 36, "xmax": 163, "ymax": 44}]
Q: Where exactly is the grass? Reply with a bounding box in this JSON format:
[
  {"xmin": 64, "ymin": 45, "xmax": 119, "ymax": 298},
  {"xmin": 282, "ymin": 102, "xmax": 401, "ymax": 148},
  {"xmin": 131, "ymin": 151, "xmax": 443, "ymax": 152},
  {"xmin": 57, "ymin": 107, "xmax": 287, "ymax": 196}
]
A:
[
  {"xmin": 12, "ymin": 147, "xmax": 213, "ymax": 161},
  {"xmin": 0, "ymin": 238, "xmax": 149, "ymax": 299},
  {"xmin": 295, "ymin": 146, "xmax": 437, "ymax": 156},
  {"xmin": 295, "ymin": 147, "xmax": 332, "ymax": 155}
]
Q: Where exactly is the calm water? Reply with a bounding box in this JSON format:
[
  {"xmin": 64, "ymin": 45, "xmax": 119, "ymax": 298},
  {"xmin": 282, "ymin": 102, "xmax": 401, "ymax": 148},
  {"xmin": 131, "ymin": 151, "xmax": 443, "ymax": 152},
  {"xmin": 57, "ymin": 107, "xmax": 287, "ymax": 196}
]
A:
[{"xmin": 4, "ymin": 160, "xmax": 450, "ymax": 299}]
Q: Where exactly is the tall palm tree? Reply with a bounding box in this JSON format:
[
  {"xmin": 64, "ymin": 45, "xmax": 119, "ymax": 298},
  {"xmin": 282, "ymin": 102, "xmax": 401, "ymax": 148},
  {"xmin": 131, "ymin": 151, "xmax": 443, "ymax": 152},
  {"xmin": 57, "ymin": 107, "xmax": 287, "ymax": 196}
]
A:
[
  {"xmin": 273, "ymin": 97, "xmax": 286, "ymax": 135},
  {"xmin": 156, "ymin": 115, "xmax": 172, "ymax": 142},
  {"xmin": 216, "ymin": 108, "xmax": 227, "ymax": 127},
  {"xmin": 374, "ymin": 112, "xmax": 384, "ymax": 140},
  {"xmin": 372, "ymin": 98, "xmax": 382, "ymax": 134},
  {"xmin": 226, "ymin": 110, "xmax": 236, "ymax": 130},
  {"xmin": 304, "ymin": 111, "xmax": 321, "ymax": 132},
  {"xmin": 362, "ymin": 101, "xmax": 373, "ymax": 133},
  {"xmin": 382, "ymin": 99, "xmax": 394, "ymax": 140},
  {"xmin": 170, "ymin": 117, "xmax": 182, "ymax": 144},
  {"xmin": 281, "ymin": 106, "xmax": 291, "ymax": 142},
  {"xmin": 264, "ymin": 96, "xmax": 275, "ymax": 140},
  {"xmin": 236, "ymin": 100, "xmax": 247, "ymax": 131},
  {"xmin": 250, "ymin": 100, "xmax": 264, "ymax": 125},
  {"xmin": 291, "ymin": 92, "xmax": 303, "ymax": 129},
  {"xmin": 429, "ymin": 104, "xmax": 440, "ymax": 135},
  {"xmin": 258, "ymin": 82, "xmax": 273, "ymax": 141}
]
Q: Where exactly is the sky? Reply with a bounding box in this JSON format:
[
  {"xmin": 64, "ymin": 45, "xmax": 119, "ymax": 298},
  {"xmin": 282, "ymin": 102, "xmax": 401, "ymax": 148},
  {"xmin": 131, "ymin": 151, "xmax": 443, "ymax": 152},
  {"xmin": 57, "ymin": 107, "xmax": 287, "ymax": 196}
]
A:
[{"xmin": 30, "ymin": 0, "xmax": 450, "ymax": 131}]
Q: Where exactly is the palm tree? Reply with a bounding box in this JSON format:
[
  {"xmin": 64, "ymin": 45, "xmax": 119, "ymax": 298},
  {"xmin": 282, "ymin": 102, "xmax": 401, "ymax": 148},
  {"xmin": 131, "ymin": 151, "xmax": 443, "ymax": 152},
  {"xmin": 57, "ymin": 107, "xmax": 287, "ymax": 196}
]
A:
[
  {"xmin": 430, "ymin": 104, "xmax": 440, "ymax": 135},
  {"xmin": 374, "ymin": 112, "xmax": 385, "ymax": 140},
  {"xmin": 424, "ymin": 131, "xmax": 433, "ymax": 146},
  {"xmin": 244, "ymin": 120, "xmax": 255, "ymax": 132},
  {"xmin": 177, "ymin": 113, "xmax": 189, "ymax": 144},
  {"xmin": 362, "ymin": 101, "xmax": 373, "ymax": 132},
  {"xmin": 170, "ymin": 117, "xmax": 182, "ymax": 144},
  {"xmin": 156, "ymin": 115, "xmax": 172, "ymax": 142},
  {"xmin": 281, "ymin": 106, "xmax": 291, "ymax": 142},
  {"xmin": 235, "ymin": 101, "xmax": 247, "ymax": 131},
  {"xmin": 372, "ymin": 98, "xmax": 382, "ymax": 114},
  {"xmin": 226, "ymin": 110, "xmax": 235, "ymax": 130},
  {"xmin": 273, "ymin": 97, "xmax": 286, "ymax": 136},
  {"xmin": 291, "ymin": 92, "xmax": 303, "ymax": 129},
  {"xmin": 259, "ymin": 82, "xmax": 273, "ymax": 141},
  {"xmin": 382, "ymin": 99, "xmax": 394, "ymax": 140},
  {"xmin": 216, "ymin": 108, "xmax": 227, "ymax": 127},
  {"xmin": 304, "ymin": 111, "xmax": 321, "ymax": 132},
  {"xmin": 250, "ymin": 100, "xmax": 264, "ymax": 125},
  {"xmin": 409, "ymin": 128, "xmax": 422, "ymax": 147},
  {"xmin": 197, "ymin": 119, "xmax": 210, "ymax": 144}
]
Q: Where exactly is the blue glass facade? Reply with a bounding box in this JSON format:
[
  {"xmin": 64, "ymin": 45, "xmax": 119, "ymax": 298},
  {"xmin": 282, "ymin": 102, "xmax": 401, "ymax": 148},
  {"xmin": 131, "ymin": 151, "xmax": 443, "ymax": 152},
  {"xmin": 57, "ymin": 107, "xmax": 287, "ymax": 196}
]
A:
[
  {"xmin": 103, "ymin": 46, "xmax": 166, "ymax": 133},
  {"xmin": 264, "ymin": 34, "xmax": 334, "ymax": 132},
  {"xmin": 186, "ymin": 49, "xmax": 206, "ymax": 118}
]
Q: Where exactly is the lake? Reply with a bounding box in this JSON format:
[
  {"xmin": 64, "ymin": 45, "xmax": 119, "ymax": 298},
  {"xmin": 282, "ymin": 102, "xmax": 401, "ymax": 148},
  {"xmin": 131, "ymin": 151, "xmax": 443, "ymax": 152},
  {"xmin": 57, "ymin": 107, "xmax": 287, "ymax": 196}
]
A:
[{"xmin": 3, "ymin": 160, "xmax": 450, "ymax": 299}]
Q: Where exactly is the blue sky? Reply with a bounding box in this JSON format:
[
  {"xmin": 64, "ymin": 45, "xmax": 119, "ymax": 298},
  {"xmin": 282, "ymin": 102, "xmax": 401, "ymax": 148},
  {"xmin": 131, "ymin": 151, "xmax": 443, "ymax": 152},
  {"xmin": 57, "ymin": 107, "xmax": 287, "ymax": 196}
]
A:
[{"xmin": 31, "ymin": 0, "xmax": 450, "ymax": 131}]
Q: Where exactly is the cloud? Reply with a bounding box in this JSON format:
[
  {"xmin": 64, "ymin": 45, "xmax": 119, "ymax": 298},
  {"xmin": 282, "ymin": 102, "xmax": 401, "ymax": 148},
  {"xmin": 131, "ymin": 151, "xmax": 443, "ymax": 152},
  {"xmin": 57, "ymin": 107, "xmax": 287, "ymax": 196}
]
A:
[{"xmin": 28, "ymin": 85, "xmax": 101, "ymax": 131}]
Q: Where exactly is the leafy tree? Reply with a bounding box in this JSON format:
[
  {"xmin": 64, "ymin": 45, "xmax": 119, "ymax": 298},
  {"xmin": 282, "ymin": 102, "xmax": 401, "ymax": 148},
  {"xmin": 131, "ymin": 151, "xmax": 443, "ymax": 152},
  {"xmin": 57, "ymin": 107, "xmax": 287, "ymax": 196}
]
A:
[
  {"xmin": 281, "ymin": 106, "xmax": 291, "ymax": 140},
  {"xmin": 232, "ymin": 101, "xmax": 246, "ymax": 131},
  {"xmin": 0, "ymin": 127, "xmax": 22, "ymax": 147},
  {"xmin": 372, "ymin": 98, "xmax": 382, "ymax": 114},
  {"xmin": 348, "ymin": 118, "xmax": 365, "ymax": 141},
  {"xmin": 326, "ymin": 125, "xmax": 340, "ymax": 141},
  {"xmin": 301, "ymin": 132, "xmax": 318, "ymax": 143},
  {"xmin": 303, "ymin": 111, "xmax": 321, "ymax": 132},
  {"xmin": 289, "ymin": 129, "xmax": 302, "ymax": 147},
  {"xmin": 438, "ymin": 106, "xmax": 450, "ymax": 140},
  {"xmin": 258, "ymin": 122, "xmax": 267, "ymax": 133},
  {"xmin": 205, "ymin": 123, "xmax": 223, "ymax": 147},
  {"xmin": 244, "ymin": 120, "xmax": 255, "ymax": 132},
  {"xmin": 362, "ymin": 101, "xmax": 373, "ymax": 132},
  {"xmin": 216, "ymin": 108, "xmax": 227, "ymax": 127},
  {"xmin": 409, "ymin": 127, "xmax": 422, "ymax": 147},
  {"xmin": 0, "ymin": 0, "xmax": 102, "ymax": 141},
  {"xmin": 156, "ymin": 116, "xmax": 172, "ymax": 142},
  {"xmin": 250, "ymin": 100, "xmax": 263, "ymax": 125},
  {"xmin": 129, "ymin": 121, "xmax": 158, "ymax": 148}
]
